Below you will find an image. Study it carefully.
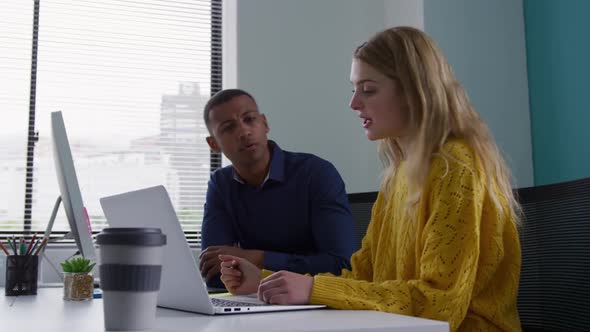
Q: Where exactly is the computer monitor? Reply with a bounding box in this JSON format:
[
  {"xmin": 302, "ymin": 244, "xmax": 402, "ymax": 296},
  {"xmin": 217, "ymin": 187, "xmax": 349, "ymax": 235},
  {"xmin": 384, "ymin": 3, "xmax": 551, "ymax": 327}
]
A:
[{"xmin": 43, "ymin": 111, "xmax": 96, "ymax": 260}]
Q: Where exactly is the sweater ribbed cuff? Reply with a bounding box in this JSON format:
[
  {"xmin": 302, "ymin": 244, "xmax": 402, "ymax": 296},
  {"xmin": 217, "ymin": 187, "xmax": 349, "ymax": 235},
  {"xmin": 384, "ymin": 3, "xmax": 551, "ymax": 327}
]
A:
[{"xmin": 310, "ymin": 275, "xmax": 348, "ymax": 307}]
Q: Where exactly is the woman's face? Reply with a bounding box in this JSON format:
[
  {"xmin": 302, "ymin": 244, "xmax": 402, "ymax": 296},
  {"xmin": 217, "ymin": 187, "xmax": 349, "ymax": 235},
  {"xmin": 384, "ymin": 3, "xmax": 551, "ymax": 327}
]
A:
[{"xmin": 349, "ymin": 59, "xmax": 408, "ymax": 141}]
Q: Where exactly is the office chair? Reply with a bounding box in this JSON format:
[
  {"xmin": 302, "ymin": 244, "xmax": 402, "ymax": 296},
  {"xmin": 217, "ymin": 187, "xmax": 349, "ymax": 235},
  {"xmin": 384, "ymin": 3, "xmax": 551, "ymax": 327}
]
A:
[
  {"xmin": 515, "ymin": 177, "xmax": 590, "ymax": 332},
  {"xmin": 348, "ymin": 192, "xmax": 378, "ymax": 251}
]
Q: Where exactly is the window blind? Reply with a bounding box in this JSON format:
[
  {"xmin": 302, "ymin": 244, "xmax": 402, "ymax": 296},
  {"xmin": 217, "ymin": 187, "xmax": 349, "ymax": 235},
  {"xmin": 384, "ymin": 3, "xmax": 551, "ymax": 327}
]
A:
[
  {"xmin": 0, "ymin": 1, "xmax": 35, "ymax": 234},
  {"xmin": 0, "ymin": 0, "xmax": 222, "ymax": 245}
]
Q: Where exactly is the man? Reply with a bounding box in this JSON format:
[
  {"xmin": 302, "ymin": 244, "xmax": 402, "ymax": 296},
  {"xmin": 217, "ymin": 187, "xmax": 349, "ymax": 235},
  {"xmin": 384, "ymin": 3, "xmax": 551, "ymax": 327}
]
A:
[{"xmin": 200, "ymin": 89, "xmax": 356, "ymax": 288}]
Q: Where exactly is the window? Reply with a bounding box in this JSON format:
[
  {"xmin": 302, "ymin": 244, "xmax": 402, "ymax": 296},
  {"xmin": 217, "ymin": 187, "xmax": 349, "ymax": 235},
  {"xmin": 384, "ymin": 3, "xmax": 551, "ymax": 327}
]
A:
[{"xmin": 0, "ymin": 0, "xmax": 222, "ymax": 245}]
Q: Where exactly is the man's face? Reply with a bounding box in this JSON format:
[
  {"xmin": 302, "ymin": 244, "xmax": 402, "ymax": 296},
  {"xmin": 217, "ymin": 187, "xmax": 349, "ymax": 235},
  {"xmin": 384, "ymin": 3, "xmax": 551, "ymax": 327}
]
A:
[{"xmin": 206, "ymin": 95, "xmax": 269, "ymax": 168}]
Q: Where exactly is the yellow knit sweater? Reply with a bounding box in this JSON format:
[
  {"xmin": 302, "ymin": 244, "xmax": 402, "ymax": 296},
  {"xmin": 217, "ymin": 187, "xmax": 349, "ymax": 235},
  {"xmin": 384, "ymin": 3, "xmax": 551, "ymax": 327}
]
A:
[{"xmin": 310, "ymin": 140, "xmax": 521, "ymax": 332}]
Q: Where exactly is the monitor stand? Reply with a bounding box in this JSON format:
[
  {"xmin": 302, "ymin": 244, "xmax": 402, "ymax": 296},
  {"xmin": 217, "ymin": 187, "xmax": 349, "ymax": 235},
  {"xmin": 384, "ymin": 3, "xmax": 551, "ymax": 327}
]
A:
[
  {"xmin": 37, "ymin": 196, "xmax": 83, "ymax": 284},
  {"xmin": 39, "ymin": 196, "xmax": 77, "ymax": 259}
]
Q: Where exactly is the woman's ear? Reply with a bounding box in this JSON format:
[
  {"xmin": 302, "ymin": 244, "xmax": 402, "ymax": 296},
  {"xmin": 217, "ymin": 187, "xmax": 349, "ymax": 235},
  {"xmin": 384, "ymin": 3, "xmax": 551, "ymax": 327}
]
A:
[{"xmin": 206, "ymin": 136, "xmax": 221, "ymax": 153}]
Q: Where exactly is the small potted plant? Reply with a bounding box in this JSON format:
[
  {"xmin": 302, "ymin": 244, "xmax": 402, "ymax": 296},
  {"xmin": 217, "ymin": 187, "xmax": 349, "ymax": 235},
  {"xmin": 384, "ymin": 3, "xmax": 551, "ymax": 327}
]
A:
[{"xmin": 61, "ymin": 257, "xmax": 96, "ymax": 301}]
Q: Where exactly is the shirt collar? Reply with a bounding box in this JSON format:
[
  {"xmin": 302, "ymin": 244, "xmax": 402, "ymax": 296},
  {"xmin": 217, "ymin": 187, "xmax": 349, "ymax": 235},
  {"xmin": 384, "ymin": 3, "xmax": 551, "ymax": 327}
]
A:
[{"xmin": 232, "ymin": 140, "xmax": 285, "ymax": 186}]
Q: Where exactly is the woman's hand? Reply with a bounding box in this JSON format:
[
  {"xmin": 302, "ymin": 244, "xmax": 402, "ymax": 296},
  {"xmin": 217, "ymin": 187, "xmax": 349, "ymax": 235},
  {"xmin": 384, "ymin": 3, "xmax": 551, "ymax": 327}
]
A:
[
  {"xmin": 219, "ymin": 254, "xmax": 262, "ymax": 295},
  {"xmin": 258, "ymin": 271, "xmax": 314, "ymax": 305}
]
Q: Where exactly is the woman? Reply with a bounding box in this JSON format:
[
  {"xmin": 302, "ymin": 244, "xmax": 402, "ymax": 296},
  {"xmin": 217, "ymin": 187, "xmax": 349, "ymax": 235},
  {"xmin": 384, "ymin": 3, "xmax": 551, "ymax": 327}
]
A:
[{"xmin": 218, "ymin": 26, "xmax": 522, "ymax": 332}]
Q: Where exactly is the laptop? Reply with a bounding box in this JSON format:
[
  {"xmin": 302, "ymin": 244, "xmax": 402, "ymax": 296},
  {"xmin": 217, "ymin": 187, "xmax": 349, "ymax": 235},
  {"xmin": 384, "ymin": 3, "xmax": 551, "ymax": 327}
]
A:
[{"xmin": 99, "ymin": 185, "xmax": 326, "ymax": 315}]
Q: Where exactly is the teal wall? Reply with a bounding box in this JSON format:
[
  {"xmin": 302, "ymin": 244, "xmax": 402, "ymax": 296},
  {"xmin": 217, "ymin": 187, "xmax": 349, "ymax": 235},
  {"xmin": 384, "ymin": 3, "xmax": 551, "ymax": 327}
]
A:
[{"xmin": 524, "ymin": 0, "xmax": 590, "ymax": 185}]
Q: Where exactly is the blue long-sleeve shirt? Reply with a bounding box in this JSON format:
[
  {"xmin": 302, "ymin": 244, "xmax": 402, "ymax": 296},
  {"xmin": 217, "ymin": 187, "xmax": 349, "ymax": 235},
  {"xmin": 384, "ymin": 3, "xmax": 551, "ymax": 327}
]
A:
[{"xmin": 201, "ymin": 141, "xmax": 356, "ymax": 287}]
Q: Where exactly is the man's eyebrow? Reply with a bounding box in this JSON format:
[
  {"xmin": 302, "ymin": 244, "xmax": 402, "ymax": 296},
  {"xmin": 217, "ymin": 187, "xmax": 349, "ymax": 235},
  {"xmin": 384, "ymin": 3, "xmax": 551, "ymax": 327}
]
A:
[
  {"xmin": 241, "ymin": 110, "xmax": 258, "ymax": 117},
  {"xmin": 216, "ymin": 110, "xmax": 258, "ymax": 129},
  {"xmin": 217, "ymin": 118, "xmax": 235, "ymax": 129}
]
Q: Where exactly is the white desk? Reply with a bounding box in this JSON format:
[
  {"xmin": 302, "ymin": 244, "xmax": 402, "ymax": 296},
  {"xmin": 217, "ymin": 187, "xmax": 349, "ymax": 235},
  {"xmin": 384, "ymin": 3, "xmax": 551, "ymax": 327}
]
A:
[{"xmin": 1, "ymin": 288, "xmax": 449, "ymax": 332}]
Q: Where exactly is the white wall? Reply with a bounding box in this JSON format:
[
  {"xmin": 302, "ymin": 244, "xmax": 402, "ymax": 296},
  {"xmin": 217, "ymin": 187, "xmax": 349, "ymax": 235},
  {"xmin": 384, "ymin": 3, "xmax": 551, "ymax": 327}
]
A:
[{"xmin": 224, "ymin": 0, "xmax": 533, "ymax": 192}]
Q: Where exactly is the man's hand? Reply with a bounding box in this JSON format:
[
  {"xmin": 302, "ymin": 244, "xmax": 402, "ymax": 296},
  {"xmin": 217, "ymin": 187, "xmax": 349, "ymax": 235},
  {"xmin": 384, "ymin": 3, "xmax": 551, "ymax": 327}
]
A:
[
  {"xmin": 199, "ymin": 245, "xmax": 264, "ymax": 282},
  {"xmin": 258, "ymin": 271, "xmax": 314, "ymax": 305},
  {"xmin": 219, "ymin": 254, "xmax": 262, "ymax": 294}
]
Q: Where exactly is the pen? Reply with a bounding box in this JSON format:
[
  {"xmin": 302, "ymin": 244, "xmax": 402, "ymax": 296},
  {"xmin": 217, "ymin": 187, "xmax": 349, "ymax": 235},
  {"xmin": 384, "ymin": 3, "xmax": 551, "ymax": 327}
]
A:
[
  {"xmin": 25, "ymin": 233, "xmax": 37, "ymax": 256},
  {"xmin": 12, "ymin": 236, "xmax": 18, "ymax": 255},
  {"xmin": 0, "ymin": 241, "xmax": 9, "ymax": 255},
  {"xmin": 19, "ymin": 237, "xmax": 26, "ymax": 255},
  {"xmin": 29, "ymin": 238, "xmax": 40, "ymax": 256},
  {"xmin": 33, "ymin": 237, "xmax": 48, "ymax": 256},
  {"xmin": 7, "ymin": 238, "xmax": 15, "ymax": 253}
]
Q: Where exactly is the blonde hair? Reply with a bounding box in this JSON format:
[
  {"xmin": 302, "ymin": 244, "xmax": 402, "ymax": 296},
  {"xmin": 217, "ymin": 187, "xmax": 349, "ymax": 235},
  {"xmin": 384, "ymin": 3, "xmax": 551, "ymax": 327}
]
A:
[{"xmin": 354, "ymin": 26, "xmax": 520, "ymax": 222}]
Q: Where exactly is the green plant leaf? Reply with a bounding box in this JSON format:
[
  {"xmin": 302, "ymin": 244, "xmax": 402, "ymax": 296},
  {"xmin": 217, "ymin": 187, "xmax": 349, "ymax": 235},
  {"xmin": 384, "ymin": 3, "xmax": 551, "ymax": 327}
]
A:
[{"xmin": 61, "ymin": 256, "xmax": 95, "ymax": 273}]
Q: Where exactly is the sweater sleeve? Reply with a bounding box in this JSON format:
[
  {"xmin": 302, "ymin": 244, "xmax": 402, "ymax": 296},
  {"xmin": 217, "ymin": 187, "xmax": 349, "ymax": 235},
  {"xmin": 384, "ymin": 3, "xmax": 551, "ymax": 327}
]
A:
[
  {"xmin": 263, "ymin": 190, "xmax": 384, "ymax": 282},
  {"xmin": 336, "ymin": 192, "xmax": 386, "ymax": 281},
  {"xmin": 337, "ymin": 245, "xmax": 372, "ymax": 280},
  {"xmin": 310, "ymin": 162, "xmax": 483, "ymax": 331}
]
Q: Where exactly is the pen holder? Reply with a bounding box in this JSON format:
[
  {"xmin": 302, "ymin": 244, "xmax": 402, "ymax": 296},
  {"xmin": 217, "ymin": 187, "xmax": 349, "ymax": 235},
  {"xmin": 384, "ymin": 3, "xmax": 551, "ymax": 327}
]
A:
[{"xmin": 5, "ymin": 255, "xmax": 39, "ymax": 296}]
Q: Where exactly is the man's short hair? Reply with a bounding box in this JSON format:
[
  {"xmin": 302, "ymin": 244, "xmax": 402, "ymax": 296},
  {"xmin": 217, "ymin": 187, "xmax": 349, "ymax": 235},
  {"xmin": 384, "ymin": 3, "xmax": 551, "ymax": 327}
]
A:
[{"xmin": 204, "ymin": 89, "xmax": 257, "ymax": 133}]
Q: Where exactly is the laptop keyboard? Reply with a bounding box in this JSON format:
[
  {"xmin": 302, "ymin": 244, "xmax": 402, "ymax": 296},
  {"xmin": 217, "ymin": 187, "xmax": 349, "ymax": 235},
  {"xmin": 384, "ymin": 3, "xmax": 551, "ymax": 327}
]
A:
[{"xmin": 211, "ymin": 297, "xmax": 266, "ymax": 307}]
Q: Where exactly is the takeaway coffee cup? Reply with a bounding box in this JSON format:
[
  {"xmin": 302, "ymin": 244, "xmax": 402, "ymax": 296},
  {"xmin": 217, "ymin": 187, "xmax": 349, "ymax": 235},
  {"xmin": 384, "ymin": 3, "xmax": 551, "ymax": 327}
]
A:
[{"xmin": 96, "ymin": 228, "xmax": 166, "ymax": 331}]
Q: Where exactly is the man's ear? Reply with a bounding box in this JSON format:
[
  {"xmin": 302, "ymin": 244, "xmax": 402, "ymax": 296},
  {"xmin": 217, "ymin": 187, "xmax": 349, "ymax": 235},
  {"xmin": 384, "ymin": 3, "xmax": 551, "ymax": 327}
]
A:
[
  {"xmin": 206, "ymin": 136, "xmax": 221, "ymax": 153},
  {"xmin": 261, "ymin": 114, "xmax": 270, "ymax": 134}
]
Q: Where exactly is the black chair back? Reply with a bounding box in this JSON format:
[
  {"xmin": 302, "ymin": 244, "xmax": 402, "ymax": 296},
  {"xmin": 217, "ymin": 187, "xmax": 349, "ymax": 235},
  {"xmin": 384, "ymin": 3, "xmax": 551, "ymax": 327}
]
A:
[
  {"xmin": 348, "ymin": 192, "xmax": 378, "ymax": 251},
  {"xmin": 516, "ymin": 177, "xmax": 590, "ymax": 332}
]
